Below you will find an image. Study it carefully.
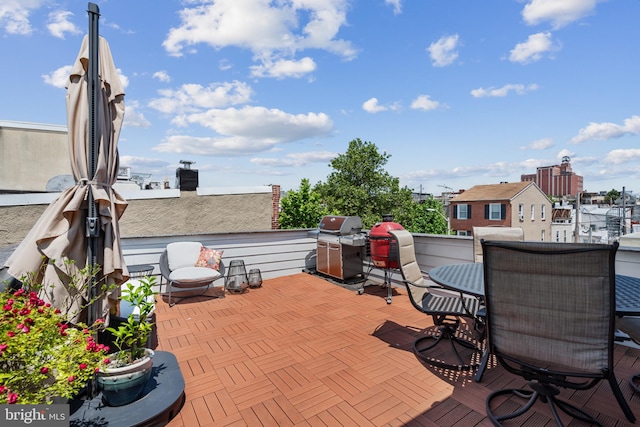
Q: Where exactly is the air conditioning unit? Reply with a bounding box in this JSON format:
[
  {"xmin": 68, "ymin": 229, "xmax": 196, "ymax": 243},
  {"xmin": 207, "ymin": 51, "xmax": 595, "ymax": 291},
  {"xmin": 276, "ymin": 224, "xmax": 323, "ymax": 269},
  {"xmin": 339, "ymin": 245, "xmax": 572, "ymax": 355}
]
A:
[{"xmin": 117, "ymin": 166, "xmax": 131, "ymax": 181}]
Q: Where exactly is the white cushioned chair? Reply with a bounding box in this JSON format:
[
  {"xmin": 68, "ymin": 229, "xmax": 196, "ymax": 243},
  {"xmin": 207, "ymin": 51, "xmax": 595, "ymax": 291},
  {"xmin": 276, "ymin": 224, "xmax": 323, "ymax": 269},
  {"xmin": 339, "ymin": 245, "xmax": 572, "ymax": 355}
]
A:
[
  {"xmin": 159, "ymin": 242, "xmax": 225, "ymax": 306},
  {"xmin": 472, "ymin": 226, "xmax": 524, "ymax": 263}
]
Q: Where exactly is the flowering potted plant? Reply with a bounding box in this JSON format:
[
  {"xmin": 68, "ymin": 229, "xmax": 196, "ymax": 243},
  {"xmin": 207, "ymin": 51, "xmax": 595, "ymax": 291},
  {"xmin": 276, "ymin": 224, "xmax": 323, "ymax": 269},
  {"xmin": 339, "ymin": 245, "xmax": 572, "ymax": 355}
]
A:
[
  {"xmin": 0, "ymin": 288, "xmax": 109, "ymax": 404},
  {"xmin": 98, "ymin": 276, "xmax": 156, "ymax": 406}
]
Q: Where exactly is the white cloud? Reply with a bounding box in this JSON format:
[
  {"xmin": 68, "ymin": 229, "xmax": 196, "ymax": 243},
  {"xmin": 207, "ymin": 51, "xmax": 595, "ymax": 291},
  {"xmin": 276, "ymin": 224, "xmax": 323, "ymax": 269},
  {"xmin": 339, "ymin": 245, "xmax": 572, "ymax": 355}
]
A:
[
  {"xmin": 0, "ymin": 0, "xmax": 41, "ymax": 35},
  {"xmin": 471, "ymin": 83, "xmax": 539, "ymax": 98},
  {"xmin": 183, "ymin": 106, "xmax": 332, "ymax": 140},
  {"xmin": 162, "ymin": 0, "xmax": 356, "ymax": 78},
  {"xmin": 522, "ymin": 0, "xmax": 599, "ymax": 29},
  {"xmin": 250, "ymin": 57, "xmax": 317, "ymax": 79},
  {"xmin": 604, "ymin": 149, "xmax": 640, "ymax": 165},
  {"xmin": 427, "ymin": 34, "xmax": 459, "ymax": 67},
  {"xmin": 520, "ymin": 137, "xmax": 554, "ymax": 150},
  {"xmin": 509, "ymin": 32, "xmax": 558, "ymax": 64},
  {"xmin": 251, "ymin": 151, "xmax": 338, "ymax": 167},
  {"xmin": 385, "ymin": 0, "xmax": 402, "ymax": 15},
  {"xmin": 218, "ymin": 59, "xmax": 232, "ymax": 71},
  {"xmin": 47, "ymin": 10, "xmax": 81, "ymax": 39},
  {"xmin": 122, "ymin": 100, "xmax": 151, "ymax": 128},
  {"xmin": 519, "ymin": 158, "xmax": 548, "ymax": 170},
  {"xmin": 362, "ymin": 98, "xmax": 387, "ymax": 113},
  {"xmin": 410, "ymin": 95, "xmax": 440, "ymax": 111},
  {"xmin": 117, "ymin": 69, "xmax": 129, "ymax": 90},
  {"xmin": 556, "ymin": 149, "xmax": 575, "ymax": 160},
  {"xmin": 152, "ymin": 71, "xmax": 171, "ymax": 83},
  {"xmin": 148, "ymin": 81, "xmax": 253, "ymax": 114},
  {"xmin": 42, "ymin": 65, "xmax": 73, "ymax": 88},
  {"xmin": 570, "ymin": 115, "xmax": 640, "ymax": 144},
  {"xmin": 154, "ymin": 106, "xmax": 333, "ymax": 156}
]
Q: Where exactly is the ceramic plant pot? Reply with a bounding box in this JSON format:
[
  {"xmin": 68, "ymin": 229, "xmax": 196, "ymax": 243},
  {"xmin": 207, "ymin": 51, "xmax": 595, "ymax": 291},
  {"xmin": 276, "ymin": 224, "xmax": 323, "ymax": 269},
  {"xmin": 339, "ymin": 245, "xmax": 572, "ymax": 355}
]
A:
[{"xmin": 97, "ymin": 349, "xmax": 154, "ymax": 407}]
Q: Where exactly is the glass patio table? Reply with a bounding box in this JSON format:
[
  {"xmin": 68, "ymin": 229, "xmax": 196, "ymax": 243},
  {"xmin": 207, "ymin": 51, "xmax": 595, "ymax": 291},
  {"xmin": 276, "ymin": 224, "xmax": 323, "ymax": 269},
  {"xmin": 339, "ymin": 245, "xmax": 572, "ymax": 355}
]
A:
[{"xmin": 428, "ymin": 262, "xmax": 640, "ymax": 381}]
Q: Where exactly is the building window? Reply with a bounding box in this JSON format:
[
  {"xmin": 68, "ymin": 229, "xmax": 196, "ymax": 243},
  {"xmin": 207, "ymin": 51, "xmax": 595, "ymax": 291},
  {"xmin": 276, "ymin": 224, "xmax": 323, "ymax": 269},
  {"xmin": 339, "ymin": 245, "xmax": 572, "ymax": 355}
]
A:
[
  {"xmin": 457, "ymin": 204, "xmax": 469, "ymax": 220},
  {"xmin": 518, "ymin": 204, "xmax": 524, "ymax": 221},
  {"xmin": 457, "ymin": 230, "xmax": 469, "ymax": 236},
  {"xmin": 489, "ymin": 203, "xmax": 502, "ymax": 220},
  {"xmin": 541, "ymin": 204, "xmax": 546, "ymax": 220},
  {"xmin": 556, "ymin": 231, "xmax": 560, "ymax": 242},
  {"xmin": 541, "ymin": 229, "xmax": 545, "ymax": 241},
  {"xmin": 563, "ymin": 230, "xmax": 567, "ymax": 242},
  {"xmin": 530, "ymin": 204, "xmax": 535, "ymax": 220}
]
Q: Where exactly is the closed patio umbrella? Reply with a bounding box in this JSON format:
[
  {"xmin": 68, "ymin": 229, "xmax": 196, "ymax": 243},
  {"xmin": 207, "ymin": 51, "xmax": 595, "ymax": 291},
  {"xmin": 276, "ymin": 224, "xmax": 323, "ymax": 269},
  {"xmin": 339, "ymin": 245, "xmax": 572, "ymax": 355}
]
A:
[{"xmin": 5, "ymin": 5, "xmax": 128, "ymax": 325}]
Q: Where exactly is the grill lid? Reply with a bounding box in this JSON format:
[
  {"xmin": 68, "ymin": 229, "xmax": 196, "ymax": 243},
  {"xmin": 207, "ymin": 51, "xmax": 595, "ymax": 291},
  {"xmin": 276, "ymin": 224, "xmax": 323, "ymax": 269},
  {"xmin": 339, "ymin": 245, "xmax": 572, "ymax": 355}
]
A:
[{"xmin": 318, "ymin": 215, "xmax": 362, "ymax": 235}]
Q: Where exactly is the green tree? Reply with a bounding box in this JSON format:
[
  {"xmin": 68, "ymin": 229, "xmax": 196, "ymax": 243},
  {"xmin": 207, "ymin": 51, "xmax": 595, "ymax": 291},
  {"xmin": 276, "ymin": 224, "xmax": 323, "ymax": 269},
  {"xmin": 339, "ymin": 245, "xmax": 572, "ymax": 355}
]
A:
[
  {"xmin": 279, "ymin": 178, "xmax": 329, "ymax": 229},
  {"xmin": 315, "ymin": 138, "xmax": 412, "ymax": 228},
  {"xmin": 397, "ymin": 197, "xmax": 449, "ymax": 234},
  {"xmin": 605, "ymin": 189, "xmax": 621, "ymax": 205}
]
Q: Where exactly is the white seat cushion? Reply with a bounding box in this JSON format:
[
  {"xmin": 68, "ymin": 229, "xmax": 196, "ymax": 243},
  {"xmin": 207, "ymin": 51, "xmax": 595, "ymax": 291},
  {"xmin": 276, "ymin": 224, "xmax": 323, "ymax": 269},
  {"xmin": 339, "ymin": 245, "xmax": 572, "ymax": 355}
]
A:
[{"xmin": 169, "ymin": 266, "xmax": 221, "ymax": 285}]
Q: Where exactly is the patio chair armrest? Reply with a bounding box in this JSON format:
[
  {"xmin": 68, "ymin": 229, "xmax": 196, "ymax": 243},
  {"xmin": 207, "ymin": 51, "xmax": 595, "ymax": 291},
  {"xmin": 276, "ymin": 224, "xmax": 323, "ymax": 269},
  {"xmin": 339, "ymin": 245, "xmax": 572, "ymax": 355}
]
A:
[{"xmin": 401, "ymin": 278, "xmax": 445, "ymax": 290}]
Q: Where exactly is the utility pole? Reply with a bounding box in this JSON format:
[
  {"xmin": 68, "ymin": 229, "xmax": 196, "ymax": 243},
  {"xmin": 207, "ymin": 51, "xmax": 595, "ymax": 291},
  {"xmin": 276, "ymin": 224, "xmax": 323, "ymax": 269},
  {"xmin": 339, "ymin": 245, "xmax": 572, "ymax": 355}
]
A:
[{"xmin": 438, "ymin": 184, "xmax": 453, "ymax": 206}]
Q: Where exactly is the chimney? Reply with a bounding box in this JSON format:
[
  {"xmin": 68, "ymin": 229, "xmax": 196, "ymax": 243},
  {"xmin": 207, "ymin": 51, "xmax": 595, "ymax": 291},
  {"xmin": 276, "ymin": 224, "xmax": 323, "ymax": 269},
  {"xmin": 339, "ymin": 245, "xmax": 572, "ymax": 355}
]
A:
[
  {"xmin": 176, "ymin": 160, "xmax": 198, "ymax": 191},
  {"xmin": 271, "ymin": 185, "xmax": 281, "ymax": 229}
]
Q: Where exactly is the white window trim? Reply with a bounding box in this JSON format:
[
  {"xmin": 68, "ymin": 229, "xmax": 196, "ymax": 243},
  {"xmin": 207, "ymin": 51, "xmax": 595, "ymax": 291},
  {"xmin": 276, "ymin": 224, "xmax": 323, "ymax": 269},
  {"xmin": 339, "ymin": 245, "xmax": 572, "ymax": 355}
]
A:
[
  {"xmin": 458, "ymin": 204, "xmax": 468, "ymax": 220},
  {"xmin": 489, "ymin": 203, "xmax": 501, "ymax": 221}
]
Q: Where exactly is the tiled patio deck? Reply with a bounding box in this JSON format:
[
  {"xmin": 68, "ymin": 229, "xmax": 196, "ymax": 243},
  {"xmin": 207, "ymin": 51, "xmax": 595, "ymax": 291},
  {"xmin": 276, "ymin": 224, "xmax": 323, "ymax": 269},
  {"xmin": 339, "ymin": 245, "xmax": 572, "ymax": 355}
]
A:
[{"xmin": 154, "ymin": 272, "xmax": 640, "ymax": 426}]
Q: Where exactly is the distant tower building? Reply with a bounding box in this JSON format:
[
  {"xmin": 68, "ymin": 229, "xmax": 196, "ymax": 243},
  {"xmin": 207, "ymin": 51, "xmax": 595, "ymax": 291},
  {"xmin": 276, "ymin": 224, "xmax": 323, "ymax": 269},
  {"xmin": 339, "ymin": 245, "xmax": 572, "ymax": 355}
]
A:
[{"xmin": 521, "ymin": 156, "xmax": 583, "ymax": 197}]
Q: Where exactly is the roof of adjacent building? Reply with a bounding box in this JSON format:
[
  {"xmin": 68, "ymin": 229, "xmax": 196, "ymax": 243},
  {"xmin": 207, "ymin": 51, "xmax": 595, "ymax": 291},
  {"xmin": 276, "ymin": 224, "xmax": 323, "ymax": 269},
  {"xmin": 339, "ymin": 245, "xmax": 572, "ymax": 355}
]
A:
[{"xmin": 451, "ymin": 181, "xmax": 536, "ymax": 202}]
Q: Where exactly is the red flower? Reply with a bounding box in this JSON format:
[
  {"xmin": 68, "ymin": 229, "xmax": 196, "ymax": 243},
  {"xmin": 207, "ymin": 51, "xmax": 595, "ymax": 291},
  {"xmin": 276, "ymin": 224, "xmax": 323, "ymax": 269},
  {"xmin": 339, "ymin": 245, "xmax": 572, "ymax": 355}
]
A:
[
  {"xmin": 7, "ymin": 392, "xmax": 18, "ymax": 404},
  {"xmin": 0, "ymin": 386, "xmax": 5, "ymax": 394},
  {"xmin": 103, "ymin": 358, "xmax": 111, "ymax": 365},
  {"xmin": 68, "ymin": 376, "xmax": 75, "ymax": 383},
  {"xmin": 40, "ymin": 367, "xmax": 49, "ymax": 374},
  {"xmin": 78, "ymin": 363, "xmax": 87, "ymax": 370},
  {"xmin": 7, "ymin": 332, "xmax": 15, "ymax": 338}
]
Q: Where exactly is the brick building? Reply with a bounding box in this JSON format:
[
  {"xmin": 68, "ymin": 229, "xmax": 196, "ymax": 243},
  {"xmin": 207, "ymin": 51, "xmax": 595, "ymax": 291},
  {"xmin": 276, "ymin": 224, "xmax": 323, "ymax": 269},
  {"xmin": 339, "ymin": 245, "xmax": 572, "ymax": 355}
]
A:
[
  {"xmin": 449, "ymin": 181, "xmax": 552, "ymax": 241},
  {"xmin": 521, "ymin": 156, "xmax": 583, "ymax": 198}
]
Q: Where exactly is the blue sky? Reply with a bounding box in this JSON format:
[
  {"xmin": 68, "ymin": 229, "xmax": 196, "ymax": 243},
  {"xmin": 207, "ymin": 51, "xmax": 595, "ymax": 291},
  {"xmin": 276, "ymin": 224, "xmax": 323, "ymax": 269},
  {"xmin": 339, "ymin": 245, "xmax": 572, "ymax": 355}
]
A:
[{"xmin": 1, "ymin": 0, "xmax": 639, "ymax": 196}]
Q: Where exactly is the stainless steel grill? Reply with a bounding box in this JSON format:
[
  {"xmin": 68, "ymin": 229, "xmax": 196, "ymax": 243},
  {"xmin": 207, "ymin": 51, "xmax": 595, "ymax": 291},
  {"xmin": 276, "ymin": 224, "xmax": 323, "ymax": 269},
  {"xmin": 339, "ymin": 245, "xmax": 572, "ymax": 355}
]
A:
[{"xmin": 312, "ymin": 216, "xmax": 365, "ymax": 281}]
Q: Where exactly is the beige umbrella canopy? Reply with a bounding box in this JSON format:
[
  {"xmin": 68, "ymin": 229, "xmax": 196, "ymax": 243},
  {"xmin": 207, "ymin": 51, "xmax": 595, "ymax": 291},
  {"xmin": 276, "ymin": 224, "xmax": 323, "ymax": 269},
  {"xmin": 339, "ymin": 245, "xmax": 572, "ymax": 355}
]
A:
[{"xmin": 6, "ymin": 34, "xmax": 128, "ymax": 324}]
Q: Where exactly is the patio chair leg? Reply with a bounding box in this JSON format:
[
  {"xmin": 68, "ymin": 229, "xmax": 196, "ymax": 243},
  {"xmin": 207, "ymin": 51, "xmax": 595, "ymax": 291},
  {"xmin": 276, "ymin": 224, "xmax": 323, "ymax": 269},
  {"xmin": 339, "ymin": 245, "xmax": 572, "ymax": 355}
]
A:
[
  {"xmin": 413, "ymin": 325, "xmax": 481, "ymax": 371},
  {"xmin": 474, "ymin": 348, "xmax": 490, "ymax": 382},
  {"xmin": 630, "ymin": 374, "xmax": 640, "ymax": 394},
  {"xmin": 486, "ymin": 382, "xmax": 604, "ymax": 427}
]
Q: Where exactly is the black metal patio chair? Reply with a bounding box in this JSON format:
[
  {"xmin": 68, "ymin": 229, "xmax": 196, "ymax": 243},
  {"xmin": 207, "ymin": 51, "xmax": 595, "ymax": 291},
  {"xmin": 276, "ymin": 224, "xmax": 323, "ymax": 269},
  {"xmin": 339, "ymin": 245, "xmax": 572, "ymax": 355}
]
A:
[
  {"xmin": 482, "ymin": 240, "xmax": 635, "ymax": 426},
  {"xmin": 389, "ymin": 229, "xmax": 481, "ymax": 371}
]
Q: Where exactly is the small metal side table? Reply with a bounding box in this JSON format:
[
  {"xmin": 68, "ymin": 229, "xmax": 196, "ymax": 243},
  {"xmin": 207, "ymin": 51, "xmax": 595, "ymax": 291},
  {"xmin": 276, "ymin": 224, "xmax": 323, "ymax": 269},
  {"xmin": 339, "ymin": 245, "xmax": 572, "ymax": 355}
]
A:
[{"xmin": 127, "ymin": 264, "xmax": 154, "ymax": 278}]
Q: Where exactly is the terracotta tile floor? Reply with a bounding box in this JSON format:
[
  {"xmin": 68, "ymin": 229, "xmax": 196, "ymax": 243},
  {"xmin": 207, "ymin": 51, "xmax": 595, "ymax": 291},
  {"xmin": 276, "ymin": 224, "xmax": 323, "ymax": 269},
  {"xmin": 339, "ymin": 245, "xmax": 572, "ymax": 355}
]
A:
[{"xmin": 153, "ymin": 272, "xmax": 640, "ymax": 426}]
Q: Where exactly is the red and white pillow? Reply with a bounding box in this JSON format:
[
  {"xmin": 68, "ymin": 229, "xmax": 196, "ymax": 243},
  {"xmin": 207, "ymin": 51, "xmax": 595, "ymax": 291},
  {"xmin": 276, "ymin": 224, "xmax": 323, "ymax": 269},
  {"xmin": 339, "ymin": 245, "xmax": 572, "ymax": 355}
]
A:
[{"xmin": 195, "ymin": 247, "xmax": 224, "ymax": 271}]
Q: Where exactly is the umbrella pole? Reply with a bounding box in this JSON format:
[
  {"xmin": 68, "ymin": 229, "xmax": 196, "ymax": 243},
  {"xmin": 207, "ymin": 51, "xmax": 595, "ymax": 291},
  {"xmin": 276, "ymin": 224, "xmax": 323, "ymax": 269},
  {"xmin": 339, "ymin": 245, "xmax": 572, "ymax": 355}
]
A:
[
  {"xmin": 86, "ymin": 1, "xmax": 101, "ymax": 400},
  {"xmin": 87, "ymin": 1, "xmax": 100, "ymax": 327}
]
